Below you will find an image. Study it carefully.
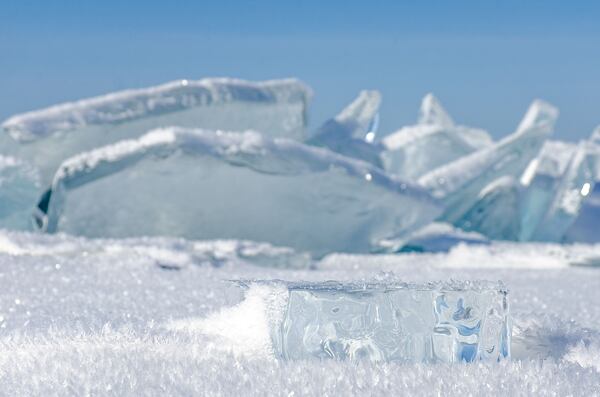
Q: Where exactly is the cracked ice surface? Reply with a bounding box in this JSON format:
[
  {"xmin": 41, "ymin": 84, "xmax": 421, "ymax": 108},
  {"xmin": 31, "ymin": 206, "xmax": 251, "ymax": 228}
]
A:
[
  {"xmin": 1, "ymin": 78, "xmax": 312, "ymax": 184},
  {"xmin": 0, "ymin": 231, "xmax": 599, "ymax": 394},
  {"xmin": 36, "ymin": 128, "xmax": 440, "ymax": 256}
]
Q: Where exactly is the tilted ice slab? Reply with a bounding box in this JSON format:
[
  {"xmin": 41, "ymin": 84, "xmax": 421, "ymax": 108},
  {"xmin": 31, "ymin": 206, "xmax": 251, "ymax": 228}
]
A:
[
  {"xmin": 518, "ymin": 140, "xmax": 578, "ymax": 241},
  {"xmin": 382, "ymin": 94, "xmax": 492, "ymax": 181},
  {"xmin": 34, "ymin": 127, "xmax": 441, "ymax": 256},
  {"xmin": 565, "ymin": 136, "xmax": 600, "ymax": 243},
  {"xmin": 231, "ymin": 279, "xmax": 510, "ymax": 363},
  {"xmin": 454, "ymin": 176, "xmax": 523, "ymax": 241},
  {"xmin": 1, "ymin": 78, "xmax": 312, "ymax": 184},
  {"xmin": 532, "ymin": 141, "xmax": 598, "ymax": 242},
  {"xmin": 307, "ymin": 90, "xmax": 383, "ymax": 167},
  {"xmin": 0, "ymin": 156, "xmax": 40, "ymax": 230},
  {"xmin": 419, "ymin": 100, "xmax": 558, "ymax": 228}
]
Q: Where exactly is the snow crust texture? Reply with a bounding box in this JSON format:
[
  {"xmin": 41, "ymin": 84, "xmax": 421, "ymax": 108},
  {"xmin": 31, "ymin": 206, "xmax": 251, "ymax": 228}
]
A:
[{"xmin": 0, "ymin": 231, "xmax": 598, "ymax": 395}]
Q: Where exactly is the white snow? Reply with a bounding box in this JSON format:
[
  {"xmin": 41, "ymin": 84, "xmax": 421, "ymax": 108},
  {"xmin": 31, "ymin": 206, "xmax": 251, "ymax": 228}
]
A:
[
  {"xmin": 0, "ymin": 230, "xmax": 598, "ymax": 394},
  {"xmin": 1, "ymin": 78, "xmax": 312, "ymax": 142}
]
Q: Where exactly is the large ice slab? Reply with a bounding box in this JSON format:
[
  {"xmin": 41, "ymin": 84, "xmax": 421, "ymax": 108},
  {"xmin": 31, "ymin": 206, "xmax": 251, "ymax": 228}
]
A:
[
  {"xmin": 307, "ymin": 90, "xmax": 383, "ymax": 167},
  {"xmin": 419, "ymin": 100, "xmax": 558, "ymax": 227},
  {"xmin": 1, "ymin": 78, "xmax": 312, "ymax": 184},
  {"xmin": 381, "ymin": 94, "xmax": 492, "ymax": 180},
  {"xmin": 234, "ymin": 279, "xmax": 510, "ymax": 363},
  {"xmin": 0, "ymin": 156, "xmax": 40, "ymax": 230},
  {"xmin": 34, "ymin": 127, "xmax": 441, "ymax": 256}
]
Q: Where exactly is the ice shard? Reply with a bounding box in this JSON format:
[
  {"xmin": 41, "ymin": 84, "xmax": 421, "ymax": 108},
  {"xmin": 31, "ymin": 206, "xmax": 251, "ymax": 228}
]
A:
[
  {"xmin": 381, "ymin": 94, "xmax": 492, "ymax": 180},
  {"xmin": 455, "ymin": 176, "xmax": 522, "ymax": 240},
  {"xmin": 565, "ymin": 183, "xmax": 600, "ymax": 243},
  {"xmin": 34, "ymin": 128, "xmax": 441, "ymax": 256},
  {"xmin": 307, "ymin": 90, "xmax": 383, "ymax": 167},
  {"xmin": 1, "ymin": 78, "xmax": 312, "ymax": 184},
  {"xmin": 234, "ymin": 279, "xmax": 510, "ymax": 363},
  {"xmin": 565, "ymin": 139, "xmax": 600, "ymax": 242},
  {"xmin": 419, "ymin": 100, "xmax": 558, "ymax": 227},
  {"xmin": 529, "ymin": 141, "xmax": 597, "ymax": 242},
  {"xmin": 0, "ymin": 156, "xmax": 40, "ymax": 230},
  {"xmin": 518, "ymin": 140, "xmax": 578, "ymax": 241}
]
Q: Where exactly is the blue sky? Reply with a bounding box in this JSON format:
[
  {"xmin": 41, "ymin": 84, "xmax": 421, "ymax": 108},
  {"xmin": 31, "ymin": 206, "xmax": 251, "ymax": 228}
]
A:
[{"xmin": 1, "ymin": 1, "xmax": 599, "ymax": 140}]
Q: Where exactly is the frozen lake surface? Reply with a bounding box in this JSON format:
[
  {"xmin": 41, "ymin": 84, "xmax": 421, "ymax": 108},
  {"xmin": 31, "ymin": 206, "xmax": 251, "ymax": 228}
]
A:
[{"xmin": 0, "ymin": 230, "xmax": 598, "ymax": 395}]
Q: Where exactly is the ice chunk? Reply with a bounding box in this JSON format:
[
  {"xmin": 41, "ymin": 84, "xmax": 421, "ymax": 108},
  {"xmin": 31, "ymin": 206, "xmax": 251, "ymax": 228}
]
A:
[
  {"xmin": 565, "ymin": 183, "xmax": 600, "ymax": 243},
  {"xmin": 530, "ymin": 141, "xmax": 597, "ymax": 242},
  {"xmin": 518, "ymin": 140, "xmax": 578, "ymax": 241},
  {"xmin": 34, "ymin": 128, "xmax": 441, "ymax": 256},
  {"xmin": 399, "ymin": 222, "xmax": 489, "ymax": 253},
  {"xmin": 1, "ymin": 78, "xmax": 312, "ymax": 184},
  {"xmin": 454, "ymin": 176, "xmax": 522, "ymax": 240},
  {"xmin": 418, "ymin": 93, "xmax": 454, "ymax": 126},
  {"xmin": 234, "ymin": 279, "xmax": 510, "ymax": 363},
  {"xmin": 381, "ymin": 94, "xmax": 492, "ymax": 180},
  {"xmin": 0, "ymin": 156, "xmax": 40, "ymax": 230},
  {"xmin": 565, "ymin": 140, "xmax": 600, "ymax": 243},
  {"xmin": 419, "ymin": 100, "xmax": 558, "ymax": 226},
  {"xmin": 307, "ymin": 90, "xmax": 383, "ymax": 167}
]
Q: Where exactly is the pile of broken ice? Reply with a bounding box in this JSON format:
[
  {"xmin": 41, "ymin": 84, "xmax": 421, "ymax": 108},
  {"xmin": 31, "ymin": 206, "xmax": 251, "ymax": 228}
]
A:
[{"xmin": 1, "ymin": 77, "xmax": 599, "ymax": 256}]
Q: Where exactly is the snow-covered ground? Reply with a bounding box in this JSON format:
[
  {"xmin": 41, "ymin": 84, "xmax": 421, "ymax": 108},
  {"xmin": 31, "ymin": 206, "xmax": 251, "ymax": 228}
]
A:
[{"xmin": 0, "ymin": 230, "xmax": 599, "ymax": 395}]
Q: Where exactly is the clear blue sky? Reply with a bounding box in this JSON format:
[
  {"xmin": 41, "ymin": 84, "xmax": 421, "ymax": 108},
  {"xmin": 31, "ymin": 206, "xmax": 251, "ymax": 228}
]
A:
[{"xmin": 1, "ymin": 1, "xmax": 599, "ymax": 140}]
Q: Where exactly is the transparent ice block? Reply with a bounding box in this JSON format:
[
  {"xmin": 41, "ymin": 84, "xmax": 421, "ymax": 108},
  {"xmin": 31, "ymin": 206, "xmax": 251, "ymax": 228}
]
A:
[{"xmin": 235, "ymin": 279, "xmax": 510, "ymax": 363}]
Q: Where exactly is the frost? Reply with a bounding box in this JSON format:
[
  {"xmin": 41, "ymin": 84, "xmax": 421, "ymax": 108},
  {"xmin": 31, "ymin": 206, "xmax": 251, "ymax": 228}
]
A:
[{"xmin": 0, "ymin": 230, "xmax": 598, "ymax": 394}]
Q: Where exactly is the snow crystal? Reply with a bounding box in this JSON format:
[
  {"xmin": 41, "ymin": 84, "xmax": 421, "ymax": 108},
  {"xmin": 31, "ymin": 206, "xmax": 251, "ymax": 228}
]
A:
[{"xmin": 0, "ymin": 231, "xmax": 597, "ymax": 394}]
